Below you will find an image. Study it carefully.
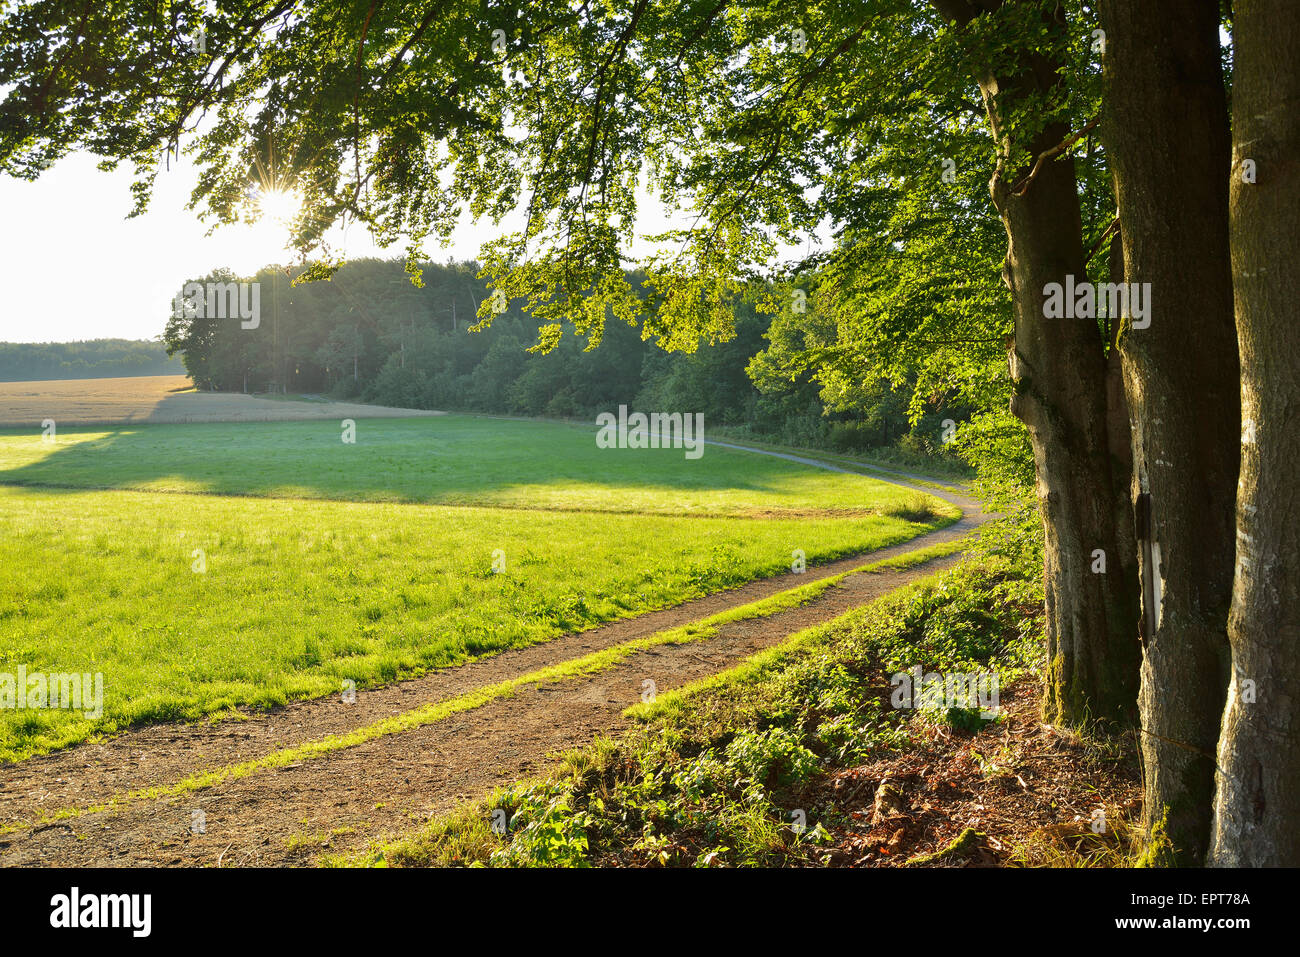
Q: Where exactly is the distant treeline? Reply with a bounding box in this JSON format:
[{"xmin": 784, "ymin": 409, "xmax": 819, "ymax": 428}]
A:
[
  {"xmin": 163, "ymin": 259, "xmax": 957, "ymax": 457},
  {"xmin": 0, "ymin": 339, "xmax": 185, "ymax": 382}
]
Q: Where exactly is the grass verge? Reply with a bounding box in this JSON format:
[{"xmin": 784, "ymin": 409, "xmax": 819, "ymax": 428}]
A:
[{"xmin": 346, "ymin": 554, "xmax": 1080, "ymax": 868}]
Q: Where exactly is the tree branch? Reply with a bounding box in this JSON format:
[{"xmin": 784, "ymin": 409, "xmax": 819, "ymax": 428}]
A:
[{"xmin": 1010, "ymin": 113, "xmax": 1100, "ymax": 196}]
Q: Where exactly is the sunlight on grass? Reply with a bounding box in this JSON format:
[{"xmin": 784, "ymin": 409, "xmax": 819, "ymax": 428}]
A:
[
  {"xmin": 0, "ymin": 416, "xmax": 956, "ymax": 518},
  {"xmin": 0, "ymin": 482, "xmax": 952, "ymax": 761}
]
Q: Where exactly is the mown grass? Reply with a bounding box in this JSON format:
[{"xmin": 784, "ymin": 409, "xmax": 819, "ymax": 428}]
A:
[
  {"xmin": 0, "ymin": 415, "xmax": 953, "ymax": 517},
  {"xmin": 0, "ymin": 476, "xmax": 952, "ymax": 762},
  {"xmin": 357, "ymin": 557, "xmax": 1046, "ymax": 868},
  {"xmin": 1, "ymin": 541, "xmax": 966, "ymax": 833},
  {"xmin": 0, "ymin": 414, "xmax": 959, "ymax": 762}
]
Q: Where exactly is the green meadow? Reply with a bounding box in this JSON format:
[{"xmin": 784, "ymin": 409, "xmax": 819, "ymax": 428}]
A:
[
  {"xmin": 0, "ymin": 415, "xmax": 934, "ymax": 515},
  {"xmin": 0, "ymin": 416, "xmax": 956, "ymax": 762}
]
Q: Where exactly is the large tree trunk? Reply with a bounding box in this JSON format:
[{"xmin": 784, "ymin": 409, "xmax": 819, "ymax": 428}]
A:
[
  {"xmin": 933, "ymin": 0, "xmax": 1141, "ymax": 726},
  {"xmin": 1002, "ymin": 165, "xmax": 1142, "ymax": 729},
  {"xmin": 1099, "ymin": 0, "xmax": 1239, "ymax": 864},
  {"xmin": 1209, "ymin": 1, "xmax": 1300, "ymax": 867}
]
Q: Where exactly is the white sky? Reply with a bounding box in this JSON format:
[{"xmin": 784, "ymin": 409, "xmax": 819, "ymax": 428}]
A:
[{"xmin": 0, "ymin": 152, "xmax": 517, "ymax": 344}]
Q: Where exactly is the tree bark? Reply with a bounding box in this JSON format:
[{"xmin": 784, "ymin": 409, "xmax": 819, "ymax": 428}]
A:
[
  {"xmin": 933, "ymin": 0, "xmax": 1142, "ymax": 726},
  {"xmin": 1099, "ymin": 0, "xmax": 1239, "ymax": 864},
  {"xmin": 1209, "ymin": 0, "xmax": 1300, "ymax": 867}
]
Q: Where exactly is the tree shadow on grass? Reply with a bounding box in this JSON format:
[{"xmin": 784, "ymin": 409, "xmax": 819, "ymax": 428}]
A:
[{"xmin": 0, "ymin": 413, "xmax": 883, "ymax": 514}]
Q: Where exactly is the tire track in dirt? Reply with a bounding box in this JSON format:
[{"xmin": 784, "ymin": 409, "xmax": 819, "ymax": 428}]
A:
[
  {"xmin": 0, "ymin": 449, "xmax": 987, "ymax": 866},
  {"xmin": 0, "ymin": 550, "xmax": 972, "ymax": 867},
  {"xmin": 0, "ymin": 511, "xmax": 977, "ymax": 826}
]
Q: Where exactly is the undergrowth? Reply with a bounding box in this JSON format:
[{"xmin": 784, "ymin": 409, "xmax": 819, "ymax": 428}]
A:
[{"xmin": 356, "ymin": 556, "xmax": 1054, "ymax": 868}]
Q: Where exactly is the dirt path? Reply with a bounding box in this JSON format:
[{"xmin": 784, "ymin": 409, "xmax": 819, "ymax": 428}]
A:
[{"xmin": 0, "ymin": 450, "xmax": 988, "ymax": 867}]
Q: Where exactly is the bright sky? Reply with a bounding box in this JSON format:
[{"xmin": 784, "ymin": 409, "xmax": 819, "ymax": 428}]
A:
[
  {"xmin": 0, "ymin": 152, "xmax": 513, "ymax": 344},
  {"xmin": 0, "ymin": 150, "xmax": 710, "ymax": 345}
]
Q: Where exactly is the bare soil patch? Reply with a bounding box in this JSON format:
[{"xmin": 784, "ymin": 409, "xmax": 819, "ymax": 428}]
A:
[
  {"xmin": 810, "ymin": 684, "xmax": 1143, "ymax": 867},
  {"xmin": 0, "ymin": 375, "xmax": 441, "ymax": 427}
]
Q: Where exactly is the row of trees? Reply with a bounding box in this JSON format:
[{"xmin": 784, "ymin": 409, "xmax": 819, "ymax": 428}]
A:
[
  {"xmin": 4, "ymin": 0, "xmax": 1294, "ymax": 863},
  {"xmin": 162, "ymin": 258, "xmax": 960, "ymax": 457},
  {"xmin": 0, "ymin": 340, "xmax": 183, "ymax": 381}
]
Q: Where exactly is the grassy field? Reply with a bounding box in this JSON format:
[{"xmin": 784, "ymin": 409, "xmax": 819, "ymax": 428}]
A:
[
  {"xmin": 0, "ymin": 415, "xmax": 941, "ymax": 516},
  {"xmin": 0, "ymin": 414, "xmax": 957, "ymax": 762}
]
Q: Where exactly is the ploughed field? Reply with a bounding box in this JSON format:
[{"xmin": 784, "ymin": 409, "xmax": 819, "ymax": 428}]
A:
[{"xmin": 0, "ymin": 374, "xmax": 443, "ymax": 427}]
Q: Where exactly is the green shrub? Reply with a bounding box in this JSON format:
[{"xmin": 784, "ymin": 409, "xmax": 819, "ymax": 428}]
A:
[
  {"xmin": 488, "ymin": 785, "xmax": 592, "ymax": 868},
  {"xmin": 724, "ymin": 727, "xmax": 820, "ymax": 788}
]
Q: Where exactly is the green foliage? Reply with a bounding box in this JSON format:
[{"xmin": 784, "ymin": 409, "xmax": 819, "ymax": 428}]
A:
[
  {"xmin": 3, "ymin": 1, "xmax": 1113, "ymax": 464},
  {"xmin": 155, "ymin": 256, "xmax": 967, "ymax": 463},
  {"xmin": 489, "ymin": 786, "xmax": 593, "ymax": 868},
  {"xmin": 724, "ymin": 727, "xmax": 820, "ymax": 790},
  {"xmin": 867, "ymin": 559, "xmax": 1043, "ymax": 681},
  {"xmin": 951, "ymin": 410, "xmax": 1042, "ymax": 570}
]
